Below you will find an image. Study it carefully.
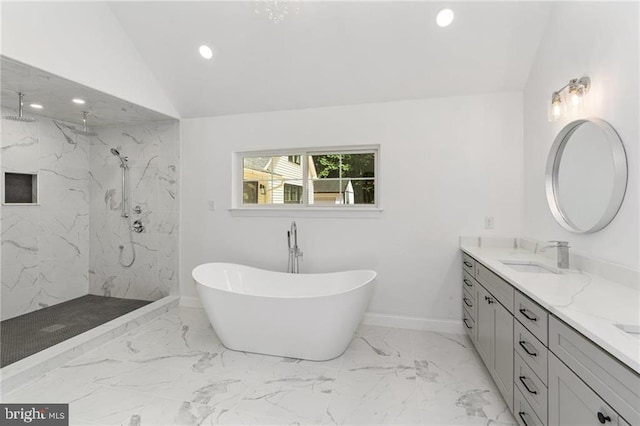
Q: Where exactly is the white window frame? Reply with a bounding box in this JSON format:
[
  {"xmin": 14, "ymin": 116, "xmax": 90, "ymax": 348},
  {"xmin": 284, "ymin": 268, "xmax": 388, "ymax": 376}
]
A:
[{"xmin": 231, "ymin": 145, "xmax": 381, "ymax": 215}]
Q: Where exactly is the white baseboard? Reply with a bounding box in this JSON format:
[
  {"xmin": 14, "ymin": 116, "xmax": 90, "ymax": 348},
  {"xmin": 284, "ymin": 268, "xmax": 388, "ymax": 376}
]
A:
[
  {"xmin": 362, "ymin": 312, "xmax": 464, "ymax": 334},
  {"xmin": 179, "ymin": 296, "xmax": 463, "ymax": 334},
  {"xmin": 180, "ymin": 296, "xmax": 203, "ymax": 308}
]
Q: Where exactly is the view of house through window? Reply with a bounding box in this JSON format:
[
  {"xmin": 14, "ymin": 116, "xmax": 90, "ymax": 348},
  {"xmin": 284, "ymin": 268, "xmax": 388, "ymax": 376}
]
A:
[{"xmin": 241, "ymin": 149, "xmax": 377, "ymax": 207}]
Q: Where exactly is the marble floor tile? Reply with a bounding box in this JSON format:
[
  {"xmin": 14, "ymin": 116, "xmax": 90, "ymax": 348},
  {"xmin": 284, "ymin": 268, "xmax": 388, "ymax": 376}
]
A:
[
  {"xmin": 347, "ymin": 325, "xmax": 414, "ymax": 358},
  {"xmin": 327, "ymin": 370, "xmax": 422, "ymax": 425},
  {"xmin": 3, "ymin": 307, "xmax": 516, "ymax": 426}
]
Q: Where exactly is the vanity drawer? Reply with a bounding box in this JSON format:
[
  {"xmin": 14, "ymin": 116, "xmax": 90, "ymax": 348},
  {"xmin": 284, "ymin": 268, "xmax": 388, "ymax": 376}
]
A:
[
  {"xmin": 462, "ymin": 305, "xmax": 475, "ymax": 342},
  {"xmin": 462, "ymin": 286, "xmax": 475, "ymax": 318},
  {"xmin": 515, "ymin": 291, "xmax": 548, "ymax": 346},
  {"xmin": 515, "ymin": 387, "xmax": 546, "ymax": 426},
  {"xmin": 462, "ymin": 270, "xmax": 476, "ymax": 292},
  {"xmin": 462, "ymin": 253, "xmax": 476, "ymax": 276},
  {"xmin": 515, "ymin": 319, "xmax": 548, "ymax": 385},
  {"xmin": 475, "ymin": 263, "xmax": 514, "ymax": 314},
  {"xmin": 549, "ymin": 317, "xmax": 640, "ymax": 424},
  {"xmin": 515, "ymin": 351, "xmax": 548, "ymax": 423}
]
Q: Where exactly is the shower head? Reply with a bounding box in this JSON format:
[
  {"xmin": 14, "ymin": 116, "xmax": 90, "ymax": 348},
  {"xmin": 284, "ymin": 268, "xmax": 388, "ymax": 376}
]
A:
[
  {"xmin": 110, "ymin": 147, "xmax": 128, "ymax": 168},
  {"xmin": 3, "ymin": 92, "xmax": 37, "ymax": 123},
  {"xmin": 71, "ymin": 111, "xmax": 97, "ymax": 136}
]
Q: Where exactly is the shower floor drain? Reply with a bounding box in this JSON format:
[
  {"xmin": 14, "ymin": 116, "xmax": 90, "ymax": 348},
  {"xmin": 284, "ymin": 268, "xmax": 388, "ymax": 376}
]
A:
[{"xmin": 41, "ymin": 324, "xmax": 67, "ymax": 333}]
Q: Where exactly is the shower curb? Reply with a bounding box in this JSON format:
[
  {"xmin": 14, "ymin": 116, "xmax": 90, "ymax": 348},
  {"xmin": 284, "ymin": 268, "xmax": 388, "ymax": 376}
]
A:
[{"xmin": 0, "ymin": 295, "xmax": 179, "ymax": 395}]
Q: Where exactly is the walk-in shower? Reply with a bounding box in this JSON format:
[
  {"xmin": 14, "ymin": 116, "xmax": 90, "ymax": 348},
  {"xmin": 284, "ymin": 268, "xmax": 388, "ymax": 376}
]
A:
[{"xmin": 0, "ymin": 56, "xmax": 178, "ymax": 372}]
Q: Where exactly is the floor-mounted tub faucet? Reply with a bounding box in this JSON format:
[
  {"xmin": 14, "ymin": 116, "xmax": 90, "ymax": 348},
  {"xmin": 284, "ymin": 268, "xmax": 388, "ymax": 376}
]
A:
[
  {"xmin": 538, "ymin": 240, "xmax": 570, "ymax": 269},
  {"xmin": 287, "ymin": 221, "xmax": 303, "ymax": 273}
]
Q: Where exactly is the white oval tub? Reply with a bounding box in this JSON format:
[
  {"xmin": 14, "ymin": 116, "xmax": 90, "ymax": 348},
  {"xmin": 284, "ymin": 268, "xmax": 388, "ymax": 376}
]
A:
[{"xmin": 192, "ymin": 263, "xmax": 376, "ymax": 361}]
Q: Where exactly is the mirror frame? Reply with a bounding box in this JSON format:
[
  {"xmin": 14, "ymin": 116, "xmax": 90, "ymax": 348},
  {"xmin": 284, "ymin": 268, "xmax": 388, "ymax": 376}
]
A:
[{"xmin": 545, "ymin": 118, "xmax": 628, "ymax": 234}]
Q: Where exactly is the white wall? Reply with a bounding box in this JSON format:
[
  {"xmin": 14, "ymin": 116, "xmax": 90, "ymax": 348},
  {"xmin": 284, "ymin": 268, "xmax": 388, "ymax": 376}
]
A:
[
  {"xmin": 180, "ymin": 93, "xmax": 523, "ymax": 323},
  {"xmin": 523, "ymin": 2, "xmax": 639, "ymax": 268},
  {"xmin": 1, "ymin": 110, "xmax": 90, "ymax": 320},
  {"xmin": 0, "ymin": 1, "xmax": 178, "ymax": 119}
]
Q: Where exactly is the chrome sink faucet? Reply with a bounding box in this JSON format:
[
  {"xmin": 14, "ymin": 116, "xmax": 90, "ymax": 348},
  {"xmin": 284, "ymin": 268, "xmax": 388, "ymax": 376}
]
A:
[
  {"xmin": 287, "ymin": 221, "xmax": 303, "ymax": 273},
  {"xmin": 538, "ymin": 240, "xmax": 570, "ymax": 269}
]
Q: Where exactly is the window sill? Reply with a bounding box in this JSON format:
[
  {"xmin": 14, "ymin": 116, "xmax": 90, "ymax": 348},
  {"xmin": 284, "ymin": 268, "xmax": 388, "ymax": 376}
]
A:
[{"xmin": 228, "ymin": 207, "xmax": 383, "ymax": 219}]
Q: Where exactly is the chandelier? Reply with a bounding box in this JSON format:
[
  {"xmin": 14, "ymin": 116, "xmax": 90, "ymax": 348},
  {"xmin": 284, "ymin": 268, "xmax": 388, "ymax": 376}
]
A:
[{"xmin": 254, "ymin": 0, "xmax": 300, "ymax": 24}]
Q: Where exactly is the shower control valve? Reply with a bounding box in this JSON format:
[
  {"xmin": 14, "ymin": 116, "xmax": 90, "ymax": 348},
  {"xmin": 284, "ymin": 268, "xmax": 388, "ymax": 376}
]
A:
[{"xmin": 132, "ymin": 220, "xmax": 145, "ymax": 233}]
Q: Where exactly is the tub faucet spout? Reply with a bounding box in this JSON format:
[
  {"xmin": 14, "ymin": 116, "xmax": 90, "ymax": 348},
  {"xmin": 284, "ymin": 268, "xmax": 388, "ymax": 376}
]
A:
[{"xmin": 287, "ymin": 221, "xmax": 303, "ymax": 273}]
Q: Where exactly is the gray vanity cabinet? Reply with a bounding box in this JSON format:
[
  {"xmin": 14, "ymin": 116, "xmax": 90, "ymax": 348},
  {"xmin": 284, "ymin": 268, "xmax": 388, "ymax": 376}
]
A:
[
  {"xmin": 462, "ymin": 249, "xmax": 639, "ymax": 426},
  {"xmin": 473, "ymin": 266, "xmax": 514, "ymax": 412}
]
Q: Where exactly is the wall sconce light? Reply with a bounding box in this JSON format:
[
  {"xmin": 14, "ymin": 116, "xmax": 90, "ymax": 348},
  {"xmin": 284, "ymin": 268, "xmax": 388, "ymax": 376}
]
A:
[
  {"xmin": 259, "ymin": 184, "xmax": 266, "ymax": 195},
  {"xmin": 548, "ymin": 76, "xmax": 591, "ymax": 122}
]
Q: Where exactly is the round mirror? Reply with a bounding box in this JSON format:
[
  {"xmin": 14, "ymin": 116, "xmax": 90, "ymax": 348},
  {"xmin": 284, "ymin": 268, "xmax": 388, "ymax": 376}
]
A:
[{"xmin": 545, "ymin": 118, "xmax": 627, "ymax": 234}]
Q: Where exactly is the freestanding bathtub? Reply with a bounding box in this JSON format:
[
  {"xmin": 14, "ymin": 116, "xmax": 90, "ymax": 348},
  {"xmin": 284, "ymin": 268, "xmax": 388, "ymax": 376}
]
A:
[{"xmin": 192, "ymin": 263, "xmax": 377, "ymax": 361}]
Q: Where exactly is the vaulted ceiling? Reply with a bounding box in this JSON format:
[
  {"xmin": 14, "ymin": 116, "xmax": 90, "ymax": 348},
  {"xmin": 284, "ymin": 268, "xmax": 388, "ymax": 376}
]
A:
[{"xmin": 109, "ymin": 1, "xmax": 553, "ymax": 118}]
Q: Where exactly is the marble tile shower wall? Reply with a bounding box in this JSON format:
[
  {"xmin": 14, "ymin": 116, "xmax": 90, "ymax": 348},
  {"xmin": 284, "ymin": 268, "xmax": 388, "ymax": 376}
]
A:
[
  {"xmin": 1, "ymin": 109, "xmax": 91, "ymax": 320},
  {"xmin": 1, "ymin": 109, "xmax": 179, "ymax": 321},
  {"xmin": 88, "ymin": 121, "xmax": 179, "ymax": 301}
]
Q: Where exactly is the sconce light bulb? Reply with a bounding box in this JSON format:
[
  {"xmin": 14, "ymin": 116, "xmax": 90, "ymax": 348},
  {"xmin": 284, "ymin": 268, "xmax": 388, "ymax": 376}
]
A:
[
  {"xmin": 549, "ymin": 92, "xmax": 563, "ymax": 121},
  {"xmin": 570, "ymin": 91, "xmax": 581, "ymax": 107}
]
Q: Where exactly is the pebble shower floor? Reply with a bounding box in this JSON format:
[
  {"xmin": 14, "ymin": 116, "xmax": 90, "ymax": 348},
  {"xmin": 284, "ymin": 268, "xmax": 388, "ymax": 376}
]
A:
[{"xmin": 2, "ymin": 307, "xmax": 516, "ymax": 425}]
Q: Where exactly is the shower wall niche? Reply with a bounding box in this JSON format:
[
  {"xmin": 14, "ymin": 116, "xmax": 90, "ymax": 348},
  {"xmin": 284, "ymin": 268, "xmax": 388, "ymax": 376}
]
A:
[{"xmin": 1, "ymin": 57, "xmax": 179, "ymax": 321}]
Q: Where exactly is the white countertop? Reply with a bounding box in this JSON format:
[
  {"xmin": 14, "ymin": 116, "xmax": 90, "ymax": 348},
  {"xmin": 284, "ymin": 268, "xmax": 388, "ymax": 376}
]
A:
[{"xmin": 461, "ymin": 245, "xmax": 640, "ymax": 375}]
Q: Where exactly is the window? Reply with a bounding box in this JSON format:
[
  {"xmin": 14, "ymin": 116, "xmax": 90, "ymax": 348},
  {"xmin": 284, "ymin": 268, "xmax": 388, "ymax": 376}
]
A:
[
  {"xmin": 243, "ymin": 181, "xmax": 258, "ymax": 204},
  {"xmin": 288, "ymin": 155, "xmax": 301, "ymax": 165},
  {"xmin": 237, "ymin": 146, "xmax": 378, "ymax": 208},
  {"xmin": 284, "ymin": 183, "xmax": 303, "ymax": 204}
]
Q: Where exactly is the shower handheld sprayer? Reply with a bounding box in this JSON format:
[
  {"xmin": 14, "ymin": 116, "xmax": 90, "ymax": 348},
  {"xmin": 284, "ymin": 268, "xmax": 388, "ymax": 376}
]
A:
[
  {"xmin": 110, "ymin": 148, "xmax": 129, "ymax": 218},
  {"xmin": 110, "ymin": 147, "xmax": 139, "ymax": 267}
]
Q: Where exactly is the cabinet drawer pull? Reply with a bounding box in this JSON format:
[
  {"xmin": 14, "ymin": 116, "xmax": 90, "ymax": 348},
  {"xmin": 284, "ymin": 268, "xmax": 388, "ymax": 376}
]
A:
[
  {"xmin": 463, "ymin": 278, "xmax": 472, "ymax": 287},
  {"xmin": 597, "ymin": 412, "xmax": 611, "ymax": 424},
  {"xmin": 463, "ymin": 261, "xmax": 473, "ymax": 268},
  {"xmin": 519, "ymin": 308, "xmax": 538, "ymax": 322},
  {"xmin": 463, "ymin": 318, "xmax": 473, "ymax": 330},
  {"xmin": 463, "ymin": 298, "xmax": 473, "ymax": 308},
  {"xmin": 519, "ymin": 376, "xmax": 538, "ymax": 395},
  {"xmin": 518, "ymin": 412, "xmax": 530, "ymax": 426},
  {"xmin": 519, "ymin": 340, "xmax": 538, "ymax": 357}
]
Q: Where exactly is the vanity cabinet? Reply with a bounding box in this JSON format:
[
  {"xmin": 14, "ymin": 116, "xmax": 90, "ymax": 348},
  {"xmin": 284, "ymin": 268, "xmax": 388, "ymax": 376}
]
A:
[
  {"xmin": 513, "ymin": 293, "xmax": 550, "ymax": 426},
  {"xmin": 465, "ymin": 258, "xmax": 513, "ymax": 412},
  {"xmin": 462, "ymin": 271, "xmax": 477, "ymax": 344},
  {"xmin": 461, "ymin": 250, "xmax": 639, "ymax": 426}
]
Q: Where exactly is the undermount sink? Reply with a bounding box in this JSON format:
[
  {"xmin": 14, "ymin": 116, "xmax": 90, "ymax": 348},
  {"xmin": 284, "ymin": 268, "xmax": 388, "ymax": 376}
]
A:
[{"xmin": 500, "ymin": 260, "xmax": 560, "ymax": 274}]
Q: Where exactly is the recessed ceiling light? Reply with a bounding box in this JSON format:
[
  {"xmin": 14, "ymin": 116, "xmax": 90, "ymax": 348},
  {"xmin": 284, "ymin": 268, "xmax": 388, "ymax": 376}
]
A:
[
  {"xmin": 72, "ymin": 98, "xmax": 85, "ymax": 104},
  {"xmin": 30, "ymin": 103, "xmax": 43, "ymax": 109},
  {"xmin": 199, "ymin": 44, "xmax": 214, "ymax": 60},
  {"xmin": 436, "ymin": 8, "xmax": 454, "ymax": 27}
]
